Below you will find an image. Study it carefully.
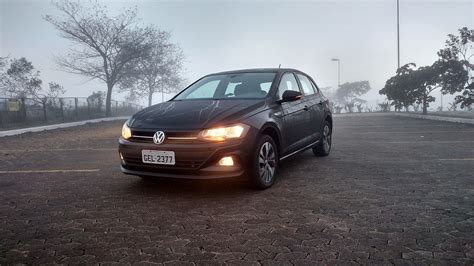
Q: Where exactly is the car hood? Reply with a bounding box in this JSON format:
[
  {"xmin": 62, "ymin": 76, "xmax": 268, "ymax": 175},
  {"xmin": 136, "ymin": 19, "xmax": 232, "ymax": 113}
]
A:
[{"xmin": 130, "ymin": 99, "xmax": 266, "ymax": 130}]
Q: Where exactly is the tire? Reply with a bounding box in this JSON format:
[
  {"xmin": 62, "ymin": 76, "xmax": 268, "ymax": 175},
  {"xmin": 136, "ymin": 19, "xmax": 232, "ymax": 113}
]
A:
[
  {"xmin": 248, "ymin": 134, "xmax": 279, "ymax": 189},
  {"xmin": 313, "ymin": 120, "xmax": 332, "ymax": 157}
]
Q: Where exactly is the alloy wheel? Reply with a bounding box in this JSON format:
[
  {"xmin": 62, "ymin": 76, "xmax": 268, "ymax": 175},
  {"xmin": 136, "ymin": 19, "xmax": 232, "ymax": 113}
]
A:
[
  {"xmin": 258, "ymin": 142, "xmax": 276, "ymax": 183},
  {"xmin": 323, "ymin": 125, "xmax": 331, "ymax": 152}
]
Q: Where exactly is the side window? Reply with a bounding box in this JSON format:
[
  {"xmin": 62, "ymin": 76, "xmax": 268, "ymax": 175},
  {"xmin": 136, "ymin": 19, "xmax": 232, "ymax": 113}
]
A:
[
  {"xmin": 278, "ymin": 73, "xmax": 300, "ymax": 99},
  {"xmin": 310, "ymin": 79, "xmax": 320, "ymax": 94},
  {"xmin": 297, "ymin": 74, "xmax": 316, "ymax": 95}
]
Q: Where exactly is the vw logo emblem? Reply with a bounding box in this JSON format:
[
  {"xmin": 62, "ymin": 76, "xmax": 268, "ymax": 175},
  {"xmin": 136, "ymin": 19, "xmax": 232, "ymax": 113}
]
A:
[{"xmin": 153, "ymin": 131, "xmax": 165, "ymax": 145}]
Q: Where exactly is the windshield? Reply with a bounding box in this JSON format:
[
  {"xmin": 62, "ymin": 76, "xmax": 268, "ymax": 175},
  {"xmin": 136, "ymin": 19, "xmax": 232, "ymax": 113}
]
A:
[{"xmin": 174, "ymin": 72, "xmax": 276, "ymax": 100}]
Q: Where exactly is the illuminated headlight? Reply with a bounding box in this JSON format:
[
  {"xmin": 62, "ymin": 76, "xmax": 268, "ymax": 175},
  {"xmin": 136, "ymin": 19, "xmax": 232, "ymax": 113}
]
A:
[
  {"xmin": 198, "ymin": 124, "xmax": 249, "ymax": 141},
  {"xmin": 122, "ymin": 123, "xmax": 132, "ymax": 139}
]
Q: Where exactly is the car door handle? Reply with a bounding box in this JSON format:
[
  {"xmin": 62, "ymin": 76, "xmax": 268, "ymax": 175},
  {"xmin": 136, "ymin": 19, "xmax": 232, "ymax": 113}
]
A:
[{"xmin": 303, "ymin": 105, "xmax": 309, "ymax": 111}]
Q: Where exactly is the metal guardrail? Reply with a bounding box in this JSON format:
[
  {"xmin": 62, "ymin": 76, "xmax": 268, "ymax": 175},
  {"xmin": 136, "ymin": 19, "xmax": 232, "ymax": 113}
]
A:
[{"xmin": 0, "ymin": 97, "xmax": 143, "ymax": 129}]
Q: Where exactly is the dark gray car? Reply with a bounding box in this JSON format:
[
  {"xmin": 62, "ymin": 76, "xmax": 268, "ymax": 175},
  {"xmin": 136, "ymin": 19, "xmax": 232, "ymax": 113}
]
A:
[{"xmin": 119, "ymin": 68, "xmax": 332, "ymax": 189}]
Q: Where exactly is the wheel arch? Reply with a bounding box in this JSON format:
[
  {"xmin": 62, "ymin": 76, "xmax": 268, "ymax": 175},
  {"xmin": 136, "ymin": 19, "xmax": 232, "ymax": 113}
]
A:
[
  {"xmin": 258, "ymin": 123, "xmax": 282, "ymax": 155},
  {"xmin": 325, "ymin": 114, "xmax": 333, "ymax": 129}
]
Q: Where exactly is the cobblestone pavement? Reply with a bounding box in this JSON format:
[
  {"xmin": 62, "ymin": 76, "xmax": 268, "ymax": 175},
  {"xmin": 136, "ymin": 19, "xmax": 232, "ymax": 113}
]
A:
[{"xmin": 1, "ymin": 115, "xmax": 473, "ymax": 265}]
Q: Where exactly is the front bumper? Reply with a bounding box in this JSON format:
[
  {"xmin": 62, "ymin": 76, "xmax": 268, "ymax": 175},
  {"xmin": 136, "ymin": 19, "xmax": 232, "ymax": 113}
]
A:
[{"xmin": 118, "ymin": 137, "xmax": 253, "ymax": 179}]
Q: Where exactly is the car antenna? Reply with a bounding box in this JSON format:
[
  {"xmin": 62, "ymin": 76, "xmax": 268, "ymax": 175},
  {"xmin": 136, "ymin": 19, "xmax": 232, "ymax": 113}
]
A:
[{"xmin": 278, "ymin": 64, "xmax": 281, "ymax": 68}]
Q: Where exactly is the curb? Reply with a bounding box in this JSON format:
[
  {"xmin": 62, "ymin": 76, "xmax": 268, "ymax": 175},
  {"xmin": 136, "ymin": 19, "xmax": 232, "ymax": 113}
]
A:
[
  {"xmin": 392, "ymin": 113, "xmax": 474, "ymax": 125},
  {"xmin": 334, "ymin": 112, "xmax": 474, "ymax": 125},
  {"xmin": 333, "ymin": 113, "xmax": 391, "ymax": 118},
  {"xmin": 0, "ymin": 116, "xmax": 129, "ymax": 138}
]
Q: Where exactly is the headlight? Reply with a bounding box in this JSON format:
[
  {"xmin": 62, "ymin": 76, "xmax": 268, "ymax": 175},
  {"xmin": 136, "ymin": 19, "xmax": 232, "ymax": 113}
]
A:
[
  {"xmin": 122, "ymin": 123, "xmax": 132, "ymax": 139},
  {"xmin": 198, "ymin": 124, "xmax": 249, "ymax": 141}
]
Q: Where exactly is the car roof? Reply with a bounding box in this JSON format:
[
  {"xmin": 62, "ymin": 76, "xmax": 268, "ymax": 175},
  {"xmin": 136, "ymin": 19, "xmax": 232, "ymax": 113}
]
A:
[{"xmin": 208, "ymin": 68, "xmax": 305, "ymax": 76}]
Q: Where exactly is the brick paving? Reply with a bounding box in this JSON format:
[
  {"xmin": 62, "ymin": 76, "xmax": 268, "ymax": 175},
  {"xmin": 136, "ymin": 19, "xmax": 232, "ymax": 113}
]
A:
[{"xmin": 0, "ymin": 115, "xmax": 473, "ymax": 264}]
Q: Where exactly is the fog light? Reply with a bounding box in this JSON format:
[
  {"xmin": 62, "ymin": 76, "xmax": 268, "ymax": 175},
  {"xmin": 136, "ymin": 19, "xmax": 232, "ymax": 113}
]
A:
[{"xmin": 218, "ymin": 156, "xmax": 234, "ymax": 166}]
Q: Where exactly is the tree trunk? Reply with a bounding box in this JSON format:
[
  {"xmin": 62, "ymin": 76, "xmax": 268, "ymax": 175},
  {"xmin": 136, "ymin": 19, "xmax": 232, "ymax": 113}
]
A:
[
  {"xmin": 148, "ymin": 89, "xmax": 153, "ymax": 107},
  {"xmin": 105, "ymin": 82, "xmax": 113, "ymax": 117},
  {"xmin": 422, "ymin": 96, "xmax": 428, "ymax": 115}
]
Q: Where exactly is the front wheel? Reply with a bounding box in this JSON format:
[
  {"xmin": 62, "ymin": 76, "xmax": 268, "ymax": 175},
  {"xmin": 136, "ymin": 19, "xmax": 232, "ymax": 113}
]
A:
[
  {"xmin": 313, "ymin": 121, "xmax": 332, "ymax": 157},
  {"xmin": 248, "ymin": 135, "xmax": 279, "ymax": 189}
]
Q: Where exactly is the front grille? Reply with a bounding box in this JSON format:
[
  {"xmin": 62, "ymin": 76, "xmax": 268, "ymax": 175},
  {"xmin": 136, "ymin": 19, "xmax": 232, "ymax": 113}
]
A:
[
  {"xmin": 122, "ymin": 129, "xmax": 221, "ymax": 171},
  {"xmin": 130, "ymin": 130, "xmax": 200, "ymax": 144}
]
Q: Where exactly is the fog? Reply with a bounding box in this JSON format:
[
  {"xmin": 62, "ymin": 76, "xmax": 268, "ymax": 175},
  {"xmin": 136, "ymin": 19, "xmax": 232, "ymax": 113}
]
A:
[{"xmin": 1, "ymin": 0, "xmax": 472, "ymax": 107}]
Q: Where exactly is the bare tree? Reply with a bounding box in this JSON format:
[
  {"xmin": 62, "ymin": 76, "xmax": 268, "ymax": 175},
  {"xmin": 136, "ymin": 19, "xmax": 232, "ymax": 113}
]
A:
[
  {"xmin": 119, "ymin": 30, "xmax": 185, "ymax": 106},
  {"xmin": 44, "ymin": 0, "xmax": 154, "ymax": 116}
]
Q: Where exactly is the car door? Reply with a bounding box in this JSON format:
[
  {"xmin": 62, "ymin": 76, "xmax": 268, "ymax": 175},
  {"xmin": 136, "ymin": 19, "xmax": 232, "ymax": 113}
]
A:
[
  {"xmin": 296, "ymin": 73, "xmax": 324, "ymax": 142},
  {"xmin": 276, "ymin": 72, "xmax": 313, "ymax": 155}
]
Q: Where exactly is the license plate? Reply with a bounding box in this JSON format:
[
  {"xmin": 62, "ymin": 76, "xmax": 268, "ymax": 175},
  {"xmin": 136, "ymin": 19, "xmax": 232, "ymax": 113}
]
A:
[{"xmin": 141, "ymin": 150, "xmax": 175, "ymax": 165}]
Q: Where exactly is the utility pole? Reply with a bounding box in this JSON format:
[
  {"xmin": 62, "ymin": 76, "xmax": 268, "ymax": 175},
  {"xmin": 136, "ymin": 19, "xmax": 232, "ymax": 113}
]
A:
[
  {"xmin": 440, "ymin": 90, "xmax": 443, "ymax": 111},
  {"xmin": 397, "ymin": 0, "xmax": 400, "ymax": 69},
  {"xmin": 331, "ymin": 58, "xmax": 341, "ymax": 88}
]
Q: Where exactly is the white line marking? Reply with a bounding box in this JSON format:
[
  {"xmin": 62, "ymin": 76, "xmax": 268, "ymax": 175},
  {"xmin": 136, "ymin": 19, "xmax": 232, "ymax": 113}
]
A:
[
  {"xmin": 438, "ymin": 158, "xmax": 474, "ymax": 161},
  {"xmin": 337, "ymin": 125, "xmax": 467, "ymax": 128},
  {"xmin": 0, "ymin": 148, "xmax": 115, "ymax": 152},
  {"xmin": 0, "ymin": 169, "xmax": 100, "ymax": 174},
  {"xmin": 373, "ymin": 141, "xmax": 474, "ymax": 144},
  {"xmin": 353, "ymin": 131, "xmax": 474, "ymax": 134}
]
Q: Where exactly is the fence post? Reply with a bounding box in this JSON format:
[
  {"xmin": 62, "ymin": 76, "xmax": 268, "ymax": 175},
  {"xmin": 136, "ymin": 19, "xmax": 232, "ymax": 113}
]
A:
[
  {"xmin": 87, "ymin": 99, "xmax": 91, "ymax": 118},
  {"xmin": 42, "ymin": 97, "xmax": 47, "ymax": 121},
  {"xmin": 59, "ymin": 98, "xmax": 64, "ymax": 120},
  {"xmin": 115, "ymin": 101, "xmax": 118, "ymax": 115},
  {"xmin": 21, "ymin": 98, "xmax": 27, "ymax": 122},
  {"xmin": 74, "ymin": 98, "xmax": 78, "ymax": 119}
]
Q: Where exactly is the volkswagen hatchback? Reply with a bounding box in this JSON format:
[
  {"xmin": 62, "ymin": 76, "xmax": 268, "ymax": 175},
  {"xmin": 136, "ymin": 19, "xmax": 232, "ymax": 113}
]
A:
[{"xmin": 119, "ymin": 68, "xmax": 332, "ymax": 189}]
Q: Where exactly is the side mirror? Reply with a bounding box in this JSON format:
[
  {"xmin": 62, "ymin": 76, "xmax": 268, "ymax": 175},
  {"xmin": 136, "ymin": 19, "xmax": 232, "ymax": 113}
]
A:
[{"xmin": 278, "ymin": 90, "xmax": 302, "ymax": 103}]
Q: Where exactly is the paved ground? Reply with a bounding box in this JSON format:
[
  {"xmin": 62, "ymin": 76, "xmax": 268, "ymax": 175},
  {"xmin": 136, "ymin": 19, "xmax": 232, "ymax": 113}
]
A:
[{"xmin": 0, "ymin": 115, "xmax": 473, "ymax": 265}]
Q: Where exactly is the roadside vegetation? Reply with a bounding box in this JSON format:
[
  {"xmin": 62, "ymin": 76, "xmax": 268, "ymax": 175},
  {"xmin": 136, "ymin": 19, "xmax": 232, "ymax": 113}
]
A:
[
  {"xmin": 325, "ymin": 81, "xmax": 372, "ymax": 114},
  {"xmin": 0, "ymin": 57, "xmax": 65, "ymax": 100},
  {"xmin": 1, "ymin": 0, "xmax": 185, "ymax": 119},
  {"xmin": 379, "ymin": 27, "xmax": 473, "ymax": 114}
]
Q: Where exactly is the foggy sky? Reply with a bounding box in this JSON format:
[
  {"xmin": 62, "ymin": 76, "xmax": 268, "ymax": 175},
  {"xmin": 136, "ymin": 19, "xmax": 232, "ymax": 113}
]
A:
[{"xmin": 1, "ymin": 0, "xmax": 472, "ymax": 107}]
